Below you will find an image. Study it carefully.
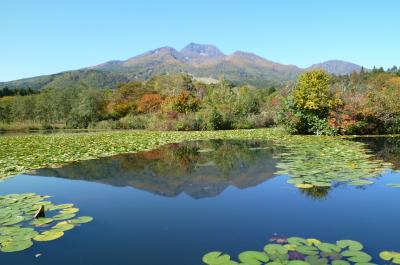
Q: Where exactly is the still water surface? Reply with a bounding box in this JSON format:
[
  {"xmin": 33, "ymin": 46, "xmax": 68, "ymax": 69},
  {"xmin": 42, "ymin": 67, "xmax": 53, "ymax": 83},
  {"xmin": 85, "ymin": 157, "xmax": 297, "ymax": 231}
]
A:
[{"xmin": 0, "ymin": 139, "xmax": 399, "ymax": 265}]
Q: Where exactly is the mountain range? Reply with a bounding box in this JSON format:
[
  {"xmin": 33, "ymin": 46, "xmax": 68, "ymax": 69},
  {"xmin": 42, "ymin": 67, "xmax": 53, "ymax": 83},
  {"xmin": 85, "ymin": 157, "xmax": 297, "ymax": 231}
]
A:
[{"xmin": 0, "ymin": 43, "xmax": 364, "ymax": 90}]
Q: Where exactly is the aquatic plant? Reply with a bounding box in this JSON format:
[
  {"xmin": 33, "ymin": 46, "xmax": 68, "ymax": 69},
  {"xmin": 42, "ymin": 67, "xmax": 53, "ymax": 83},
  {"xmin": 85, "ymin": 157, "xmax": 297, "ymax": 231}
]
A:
[
  {"xmin": 273, "ymin": 135, "xmax": 393, "ymax": 189},
  {"xmin": 0, "ymin": 193, "xmax": 93, "ymax": 253},
  {"xmin": 0, "ymin": 129, "xmax": 395, "ymax": 191},
  {"xmin": 379, "ymin": 251, "xmax": 400, "ymax": 264},
  {"xmin": 202, "ymin": 236, "xmax": 384, "ymax": 265}
]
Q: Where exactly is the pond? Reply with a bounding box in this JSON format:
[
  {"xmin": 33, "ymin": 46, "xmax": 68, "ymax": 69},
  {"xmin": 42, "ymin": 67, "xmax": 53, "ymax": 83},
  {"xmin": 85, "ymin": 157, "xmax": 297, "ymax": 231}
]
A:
[{"xmin": 0, "ymin": 138, "xmax": 399, "ymax": 265}]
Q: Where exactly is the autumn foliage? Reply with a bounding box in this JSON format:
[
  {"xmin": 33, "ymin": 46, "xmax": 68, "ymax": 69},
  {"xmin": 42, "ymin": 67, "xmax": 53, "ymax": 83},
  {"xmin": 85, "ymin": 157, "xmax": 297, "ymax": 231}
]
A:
[{"xmin": 137, "ymin": 93, "xmax": 163, "ymax": 113}]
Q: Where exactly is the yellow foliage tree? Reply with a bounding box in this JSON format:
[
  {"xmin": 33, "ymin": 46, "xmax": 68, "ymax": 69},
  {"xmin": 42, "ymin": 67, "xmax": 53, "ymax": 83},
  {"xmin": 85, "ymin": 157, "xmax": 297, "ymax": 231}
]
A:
[{"xmin": 293, "ymin": 70, "xmax": 340, "ymax": 112}]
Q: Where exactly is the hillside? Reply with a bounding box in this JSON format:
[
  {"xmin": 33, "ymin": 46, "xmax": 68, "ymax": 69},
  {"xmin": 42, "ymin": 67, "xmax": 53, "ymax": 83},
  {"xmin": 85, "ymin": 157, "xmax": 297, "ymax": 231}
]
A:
[
  {"xmin": 0, "ymin": 70, "xmax": 129, "ymax": 91},
  {"xmin": 307, "ymin": 60, "xmax": 363, "ymax": 75},
  {"xmin": 1, "ymin": 43, "xmax": 364, "ymax": 90}
]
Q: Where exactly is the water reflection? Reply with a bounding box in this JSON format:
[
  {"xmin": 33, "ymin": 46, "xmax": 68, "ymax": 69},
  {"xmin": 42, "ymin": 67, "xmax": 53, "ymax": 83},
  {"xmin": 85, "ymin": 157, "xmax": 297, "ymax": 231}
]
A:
[
  {"xmin": 33, "ymin": 137, "xmax": 399, "ymax": 200},
  {"xmin": 352, "ymin": 136, "xmax": 400, "ymax": 170},
  {"xmin": 34, "ymin": 140, "xmax": 279, "ymax": 199}
]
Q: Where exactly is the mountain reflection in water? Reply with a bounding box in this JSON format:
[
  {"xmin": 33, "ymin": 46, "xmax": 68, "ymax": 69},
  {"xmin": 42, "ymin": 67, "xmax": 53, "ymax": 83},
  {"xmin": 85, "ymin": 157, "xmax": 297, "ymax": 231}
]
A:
[{"xmin": 34, "ymin": 140, "xmax": 279, "ymax": 199}]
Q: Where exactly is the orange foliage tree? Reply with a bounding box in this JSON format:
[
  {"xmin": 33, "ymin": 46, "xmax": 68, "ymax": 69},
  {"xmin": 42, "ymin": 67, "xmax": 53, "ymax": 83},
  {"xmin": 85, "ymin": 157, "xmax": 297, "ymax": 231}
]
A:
[{"xmin": 137, "ymin": 93, "xmax": 163, "ymax": 113}]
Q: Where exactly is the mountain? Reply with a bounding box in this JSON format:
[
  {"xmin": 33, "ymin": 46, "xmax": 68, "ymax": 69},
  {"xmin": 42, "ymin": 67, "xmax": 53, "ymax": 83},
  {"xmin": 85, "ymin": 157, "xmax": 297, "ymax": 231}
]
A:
[
  {"xmin": 91, "ymin": 43, "xmax": 303, "ymax": 87},
  {"xmin": 0, "ymin": 70, "xmax": 129, "ymax": 90},
  {"xmin": 180, "ymin": 42, "xmax": 225, "ymax": 62},
  {"xmin": 0, "ymin": 43, "xmax": 364, "ymax": 90},
  {"xmin": 307, "ymin": 60, "xmax": 363, "ymax": 75}
]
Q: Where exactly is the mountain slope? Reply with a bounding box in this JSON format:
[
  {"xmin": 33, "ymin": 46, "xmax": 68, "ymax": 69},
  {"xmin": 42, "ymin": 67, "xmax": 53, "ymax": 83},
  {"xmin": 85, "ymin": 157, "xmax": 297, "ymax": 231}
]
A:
[
  {"xmin": 91, "ymin": 44, "xmax": 303, "ymax": 87},
  {"xmin": 180, "ymin": 42, "xmax": 225, "ymax": 62},
  {"xmin": 0, "ymin": 70, "xmax": 129, "ymax": 90},
  {"xmin": 307, "ymin": 60, "xmax": 363, "ymax": 75},
  {"xmin": 1, "ymin": 43, "xmax": 365, "ymax": 90}
]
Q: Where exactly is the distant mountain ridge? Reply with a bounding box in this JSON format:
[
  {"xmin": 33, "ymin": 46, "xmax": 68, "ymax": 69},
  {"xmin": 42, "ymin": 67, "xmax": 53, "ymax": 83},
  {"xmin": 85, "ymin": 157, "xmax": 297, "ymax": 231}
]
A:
[
  {"xmin": 0, "ymin": 43, "xmax": 365, "ymax": 90},
  {"xmin": 307, "ymin": 60, "xmax": 363, "ymax": 75}
]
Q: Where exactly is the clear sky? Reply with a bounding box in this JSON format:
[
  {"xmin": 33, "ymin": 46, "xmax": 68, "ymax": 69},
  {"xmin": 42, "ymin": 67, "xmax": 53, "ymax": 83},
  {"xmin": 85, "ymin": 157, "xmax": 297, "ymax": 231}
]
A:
[{"xmin": 1, "ymin": 0, "xmax": 399, "ymax": 81}]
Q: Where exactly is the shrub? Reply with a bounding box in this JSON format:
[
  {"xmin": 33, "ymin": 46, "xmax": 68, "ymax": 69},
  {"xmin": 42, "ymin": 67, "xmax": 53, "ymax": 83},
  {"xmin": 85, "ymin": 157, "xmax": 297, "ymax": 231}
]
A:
[
  {"xmin": 118, "ymin": 114, "xmax": 148, "ymax": 129},
  {"xmin": 66, "ymin": 111, "xmax": 91, "ymax": 129},
  {"xmin": 137, "ymin": 93, "xmax": 163, "ymax": 113},
  {"xmin": 387, "ymin": 116, "xmax": 400, "ymax": 134},
  {"xmin": 89, "ymin": 120, "xmax": 119, "ymax": 130},
  {"xmin": 234, "ymin": 112, "xmax": 275, "ymax": 129},
  {"xmin": 204, "ymin": 108, "xmax": 233, "ymax": 130},
  {"xmin": 172, "ymin": 91, "xmax": 200, "ymax": 114},
  {"xmin": 175, "ymin": 113, "xmax": 204, "ymax": 131},
  {"xmin": 234, "ymin": 87, "xmax": 261, "ymax": 117}
]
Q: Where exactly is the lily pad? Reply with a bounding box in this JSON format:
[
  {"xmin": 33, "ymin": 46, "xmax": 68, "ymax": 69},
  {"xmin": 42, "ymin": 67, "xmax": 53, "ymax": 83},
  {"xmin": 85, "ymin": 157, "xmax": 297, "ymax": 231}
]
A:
[
  {"xmin": 295, "ymin": 183, "xmax": 314, "ymax": 189},
  {"xmin": 70, "ymin": 216, "xmax": 93, "ymax": 224},
  {"xmin": 202, "ymin": 251, "xmax": 231, "ymax": 265},
  {"xmin": 317, "ymin": 242, "xmax": 341, "ymax": 253},
  {"xmin": 336, "ymin": 240, "xmax": 363, "ymax": 251},
  {"xmin": 238, "ymin": 251, "xmax": 269, "ymax": 265},
  {"xmin": 341, "ymin": 250, "xmax": 372, "ymax": 263},
  {"xmin": 331, "ymin": 261, "xmax": 350, "ymax": 265},
  {"xmin": 53, "ymin": 213, "xmax": 76, "ymax": 221},
  {"xmin": 34, "ymin": 231, "xmax": 64, "ymax": 241},
  {"xmin": 0, "ymin": 240, "xmax": 33, "ymax": 252},
  {"xmin": 379, "ymin": 251, "xmax": 400, "ymax": 264},
  {"xmin": 264, "ymin": 244, "xmax": 288, "ymax": 255},
  {"xmin": 0, "ymin": 193, "xmax": 92, "ymax": 253}
]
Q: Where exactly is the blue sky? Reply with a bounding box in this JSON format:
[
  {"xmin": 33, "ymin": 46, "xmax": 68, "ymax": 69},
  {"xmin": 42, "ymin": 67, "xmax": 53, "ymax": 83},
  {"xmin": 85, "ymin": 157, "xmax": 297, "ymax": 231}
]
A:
[{"xmin": 1, "ymin": 0, "xmax": 399, "ymax": 81}]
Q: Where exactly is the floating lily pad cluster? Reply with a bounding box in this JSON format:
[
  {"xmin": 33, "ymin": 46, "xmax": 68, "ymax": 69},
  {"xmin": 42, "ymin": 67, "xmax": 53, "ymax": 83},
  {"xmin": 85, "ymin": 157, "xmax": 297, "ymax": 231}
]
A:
[
  {"xmin": 0, "ymin": 193, "xmax": 93, "ymax": 253},
  {"xmin": 272, "ymin": 136, "xmax": 393, "ymax": 189},
  {"xmin": 0, "ymin": 129, "xmax": 397, "ymax": 190},
  {"xmin": 203, "ymin": 236, "xmax": 384, "ymax": 265}
]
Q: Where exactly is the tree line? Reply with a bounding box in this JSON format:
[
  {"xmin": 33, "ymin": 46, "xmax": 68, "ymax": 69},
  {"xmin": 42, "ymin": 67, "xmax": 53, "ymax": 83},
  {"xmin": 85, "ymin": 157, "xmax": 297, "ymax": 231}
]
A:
[{"xmin": 0, "ymin": 68, "xmax": 399, "ymax": 134}]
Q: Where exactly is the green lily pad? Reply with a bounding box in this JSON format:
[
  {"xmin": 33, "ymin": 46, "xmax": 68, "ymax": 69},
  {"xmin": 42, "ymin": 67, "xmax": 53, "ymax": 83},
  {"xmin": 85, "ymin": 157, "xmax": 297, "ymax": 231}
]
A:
[
  {"xmin": 31, "ymin": 217, "xmax": 53, "ymax": 226},
  {"xmin": 53, "ymin": 213, "xmax": 76, "ymax": 221},
  {"xmin": 304, "ymin": 255, "xmax": 328, "ymax": 265},
  {"xmin": 34, "ymin": 231, "xmax": 64, "ymax": 241},
  {"xmin": 331, "ymin": 261, "xmax": 350, "ymax": 265},
  {"xmin": 264, "ymin": 244, "xmax": 288, "ymax": 255},
  {"xmin": 288, "ymin": 261, "xmax": 309, "ymax": 265},
  {"xmin": 341, "ymin": 250, "xmax": 372, "ymax": 263},
  {"xmin": 70, "ymin": 216, "xmax": 93, "ymax": 224},
  {"xmin": 317, "ymin": 242, "xmax": 341, "ymax": 253},
  {"xmin": 336, "ymin": 240, "xmax": 363, "ymax": 251},
  {"xmin": 0, "ymin": 193, "xmax": 92, "ymax": 253},
  {"xmin": 238, "ymin": 251, "xmax": 269, "ymax": 265},
  {"xmin": 379, "ymin": 251, "xmax": 400, "ymax": 264},
  {"xmin": 287, "ymin": 237, "xmax": 308, "ymax": 246},
  {"xmin": 60, "ymin": 207, "xmax": 79, "ymax": 214},
  {"xmin": 296, "ymin": 245, "xmax": 319, "ymax": 255},
  {"xmin": 52, "ymin": 221, "xmax": 74, "ymax": 232},
  {"xmin": 295, "ymin": 183, "xmax": 314, "ymax": 189},
  {"xmin": 0, "ymin": 240, "xmax": 33, "ymax": 252},
  {"xmin": 1, "ymin": 215, "xmax": 24, "ymax": 226},
  {"xmin": 202, "ymin": 251, "xmax": 231, "ymax": 265},
  {"xmin": 348, "ymin": 180, "xmax": 374, "ymax": 186}
]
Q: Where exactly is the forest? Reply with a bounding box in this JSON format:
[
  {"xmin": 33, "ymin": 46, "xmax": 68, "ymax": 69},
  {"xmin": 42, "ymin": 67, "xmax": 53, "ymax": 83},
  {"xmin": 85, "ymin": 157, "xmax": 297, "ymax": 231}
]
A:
[{"xmin": 0, "ymin": 67, "xmax": 399, "ymax": 135}]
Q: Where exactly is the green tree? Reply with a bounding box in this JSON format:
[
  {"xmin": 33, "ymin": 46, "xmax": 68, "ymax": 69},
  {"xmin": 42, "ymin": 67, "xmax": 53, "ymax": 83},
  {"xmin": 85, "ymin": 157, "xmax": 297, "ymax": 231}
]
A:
[{"xmin": 66, "ymin": 89, "xmax": 106, "ymax": 128}]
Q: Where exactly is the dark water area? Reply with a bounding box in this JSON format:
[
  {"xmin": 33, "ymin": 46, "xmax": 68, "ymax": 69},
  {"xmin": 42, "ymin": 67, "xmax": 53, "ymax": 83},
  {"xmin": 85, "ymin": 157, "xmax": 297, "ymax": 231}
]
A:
[
  {"xmin": 0, "ymin": 139, "xmax": 399, "ymax": 265},
  {"xmin": 352, "ymin": 136, "xmax": 400, "ymax": 169}
]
